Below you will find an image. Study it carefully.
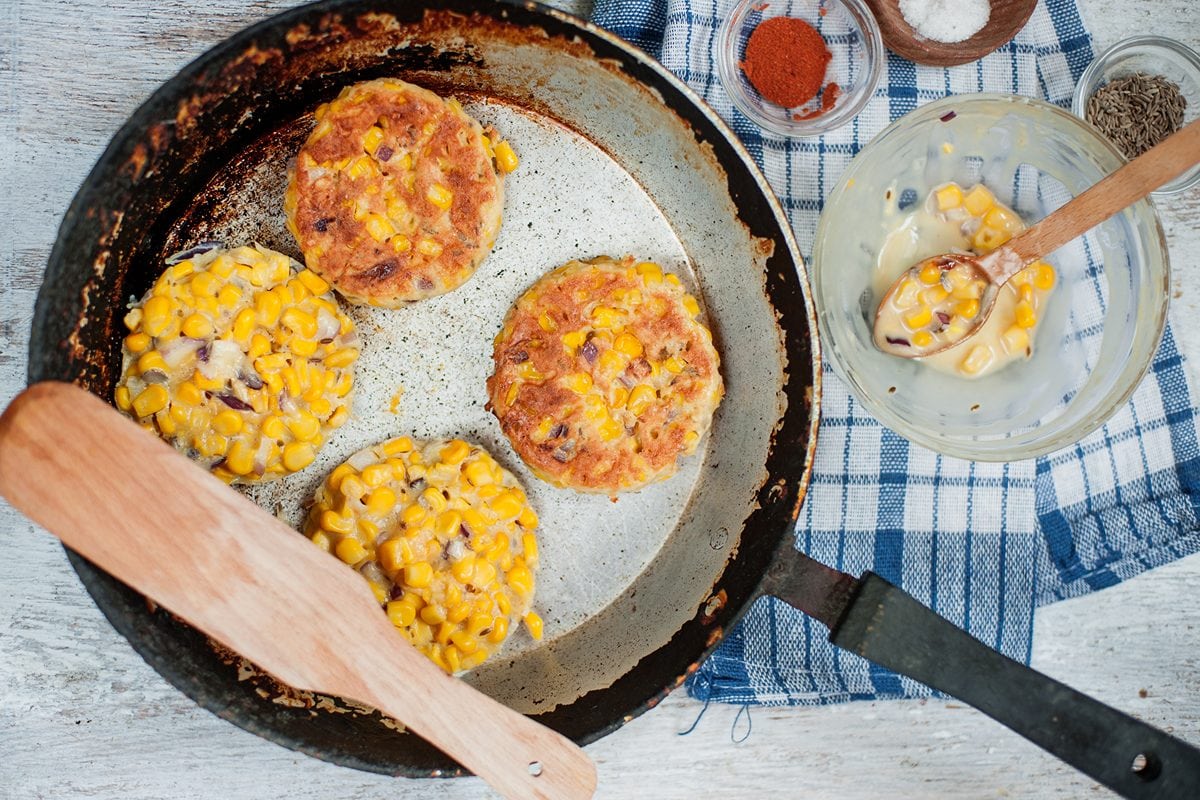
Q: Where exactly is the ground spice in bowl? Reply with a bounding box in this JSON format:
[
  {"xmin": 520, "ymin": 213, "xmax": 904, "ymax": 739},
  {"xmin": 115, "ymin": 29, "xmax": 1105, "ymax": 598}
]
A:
[
  {"xmin": 740, "ymin": 16, "xmax": 838, "ymax": 114},
  {"xmin": 1085, "ymin": 72, "xmax": 1187, "ymax": 159}
]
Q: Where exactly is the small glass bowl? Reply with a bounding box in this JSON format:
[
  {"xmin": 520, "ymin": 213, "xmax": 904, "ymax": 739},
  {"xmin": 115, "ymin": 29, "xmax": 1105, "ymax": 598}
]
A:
[
  {"xmin": 715, "ymin": 0, "xmax": 883, "ymax": 137},
  {"xmin": 1071, "ymin": 36, "xmax": 1200, "ymax": 195},
  {"xmin": 812, "ymin": 95, "xmax": 1169, "ymax": 461}
]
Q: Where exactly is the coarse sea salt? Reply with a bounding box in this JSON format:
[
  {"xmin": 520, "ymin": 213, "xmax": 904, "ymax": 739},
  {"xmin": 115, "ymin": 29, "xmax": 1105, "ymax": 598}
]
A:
[{"xmin": 899, "ymin": 0, "xmax": 991, "ymax": 44}]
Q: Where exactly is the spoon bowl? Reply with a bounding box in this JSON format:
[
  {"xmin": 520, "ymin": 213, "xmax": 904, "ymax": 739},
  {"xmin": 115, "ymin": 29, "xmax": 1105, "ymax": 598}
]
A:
[{"xmin": 875, "ymin": 116, "xmax": 1200, "ymax": 359}]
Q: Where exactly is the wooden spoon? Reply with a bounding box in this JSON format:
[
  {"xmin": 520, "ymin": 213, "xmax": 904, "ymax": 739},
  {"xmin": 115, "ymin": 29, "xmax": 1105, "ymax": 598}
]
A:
[
  {"xmin": 0, "ymin": 382, "xmax": 597, "ymax": 800},
  {"xmin": 874, "ymin": 116, "xmax": 1200, "ymax": 359},
  {"xmin": 863, "ymin": 0, "xmax": 1036, "ymax": 67}
]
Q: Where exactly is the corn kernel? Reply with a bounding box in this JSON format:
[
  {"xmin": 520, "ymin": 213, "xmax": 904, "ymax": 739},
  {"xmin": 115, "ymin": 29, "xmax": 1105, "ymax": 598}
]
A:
[
  {"xmin": 904, "ymin": 306, "xmax": 933, "ymax": 329},
  {"xmin": 663, "ymin": 355, "xmax": 687, "ymax": 374},
  {"xmin": 335, "ymin": 537, "xmax": 368, "ymax": 565},
  {"xmin": 282, "ymin": 441, "xmax": 316, "ymax": 472},
  {"xmin": 123, "ymin": 307, "xmax": 144, "ymax": 332},
  {"xmin": 401, "ymin": 503, "xmax": 426, "ymax": 526},
  {"xmin": 935, "ymin": 183, "xmax": 963, "ymax": 211},
  {"xmin": 325, "ymin": 347, "xmax": 359, "ymax": 369},
  {"xmin": 281, "ymin": 308, "xmax": 318, "ymax": 339},
  {"xmin": 319, "ymin": 509, "xmax": 353, "ymax": 534},
  {"xmin": 984, "ymin": 205, "xmax": 1021, "ymax": 233},
  {"xmin": 113, "ymin": 385, "xmax": 132, "ymax": 412},
  {"xmin": 387, "ymin": 600, "xmax": 416, "ymax": 628},
  {"xmin": 921, "ymin": 286, "xmax": 949, "ymax": 305},
  {"xmin": 1014, "ymin": 301, "xmax": 1036, "ymax": 329},
  {"xmin": 416, "ymin": 238, "xmax": 444, "ymax": 257},
  {"xmin": 524, "ymin": 611, "xmax": 544, "ymax": 641},
  {"xmin": 613, "ymin": 333, "xmax": 644, "ymax": 357},
  {"xmin": 464, "ymin": 459, "xmax": 495, "ymax": 487},
  {"xmin": 365, "ymin": 487, "xmax": 397, "ymax": 516},
  {"xmin": 212, "ymin": 410, "xmax": 244, "ymax": 436},
  {"xmin": 285, "ymin": 411, "xmax": 320, "ymax": 442},
  {"xmin": 912, "ymin": 330, "xmax": 934, "ymax": 348},
  {"xmin": 1033, "ymin": 262, "xmax": 1056, "ymax": 290},
  {"xmin": 564, "ymin": 372, "xmax": 593, "ymax": 394},
  {"xmin": 405, "ymin": 562, "xmax": 434, "ymax": 588},
  {"xmin": 963, "ymin": 184, "xmax": 994, "ymax": 216},
  {"xmin": 473, "ymin": 560, "xmax": 497, "ymax": 587},
  {"xmin": 426, "ymin": 183, "xmax": 453, "ymax": 211},
  {"xmin": 561, "ymin": 330, "xmax": 587, "ymax": 350},
  {"xmin": 1003, "ymin": 325, "xmax": 1031, "ymax": 353},
  {"xmin": 131, "ymin": 385, "xmax": 169, "ymax": 417},
  {"xmin": 591, "ymin": 305, "xmax": 620, "ymax": 328},
  {"xmin": 956, "ymin": 299, "xmax": 980, "ymax": 319},
  {"xmin": 682, "ymin": 295, "xmax": 701, "ymax": 317},
  {"xmin": 493, "ymin": 140, "xmax": 519, "ymax": 174},
  {"xmin": 255, "ymin": 290, "xmax": 282, "ymax": 327},
  {"xmin": 517, "ymin": 506, "xmax": 538, "ymax": 530},
  {"xmin": 435, "ymin": 511, "xmax": 462, "ymax": 537},
  {"xmin": 363, "ymin": 125, "xmax": 385, "ymax": 154},
  {"xmin": 123, "ymin": 332, "xmax": 151, "ymax": 354},
  {"xmin": 181, "ymin": 313, "xmax": 213, "ymax": 339},
  {"xmin": 440, "ymin": 439, "xmax": 470, "ymax": 465},
  {"xmin": 972, "ymin": 225, "xmax": 1010, "ymax": 252},
  {"xmin": 141, "ymin": 296, "xmax": 173, "ymax": 337},
  {"xmin": 960, "ymin": 345, "xmax": 993, "ymax": 375},
  {"xmin": 626, "ymin": 383, "xmax": 656, "ymax": 416},
  {"xmin": 918, "ymin": 262, "xmax": 942, "ymax": 285}
]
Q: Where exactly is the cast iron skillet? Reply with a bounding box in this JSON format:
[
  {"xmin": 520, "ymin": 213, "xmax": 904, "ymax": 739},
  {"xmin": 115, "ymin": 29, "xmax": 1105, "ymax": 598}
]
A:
[{"xmin": 29, "ymin": 1, "xmax": 1200, "ymax": 796}]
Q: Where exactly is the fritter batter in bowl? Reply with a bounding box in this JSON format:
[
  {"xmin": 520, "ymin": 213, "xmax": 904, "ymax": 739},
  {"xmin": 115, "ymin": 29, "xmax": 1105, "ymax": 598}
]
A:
[
  {"xmin": 114, "ymin": 244, "xmax": 359, "ymax": 483},
  {"xmin": 284, "ymin": 78, "xmax": 517, "ymax": 307},
  {"xmin": 488, "ymin": 256, "xmax": 724, "ymax": 494}
]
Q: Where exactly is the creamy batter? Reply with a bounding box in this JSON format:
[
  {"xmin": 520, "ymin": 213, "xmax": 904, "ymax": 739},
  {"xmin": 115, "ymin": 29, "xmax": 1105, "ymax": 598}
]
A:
[{"xmin": 873, "ymin": 182, "xmax": 1056, "ymax": 379}]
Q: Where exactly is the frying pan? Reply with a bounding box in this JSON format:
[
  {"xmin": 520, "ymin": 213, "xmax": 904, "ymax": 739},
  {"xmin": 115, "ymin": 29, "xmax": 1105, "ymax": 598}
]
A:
[{"xmin": 26, "ymin": 0, "xmax": 1200, "ymax": 796}]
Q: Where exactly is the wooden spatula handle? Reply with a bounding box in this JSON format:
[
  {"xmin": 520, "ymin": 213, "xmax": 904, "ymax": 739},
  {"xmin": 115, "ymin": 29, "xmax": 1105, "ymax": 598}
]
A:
[
  {"xmin": 0, "ymin": 382, "xmax": 596, "ymax": 800},
  {"xmin": 993, "ymin": 116, "xmax": 1200, "ymax": 279}
]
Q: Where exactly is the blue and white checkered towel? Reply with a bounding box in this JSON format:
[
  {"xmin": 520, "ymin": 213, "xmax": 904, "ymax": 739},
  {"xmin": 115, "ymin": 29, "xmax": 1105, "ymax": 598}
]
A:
[{"xmin": 591, "ymin": 0, "xmax": 1200, "ymax": 705}]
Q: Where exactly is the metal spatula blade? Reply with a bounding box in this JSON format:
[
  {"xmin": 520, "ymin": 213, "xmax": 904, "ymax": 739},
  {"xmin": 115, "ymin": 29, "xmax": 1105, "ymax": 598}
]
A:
[{"xmin": 0, "ymin": 382, "xmax": 597, "ymax": 800}]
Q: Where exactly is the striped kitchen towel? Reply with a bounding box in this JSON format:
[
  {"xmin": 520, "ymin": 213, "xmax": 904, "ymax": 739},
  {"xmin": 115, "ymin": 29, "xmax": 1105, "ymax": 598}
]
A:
[{"xmin": 591, "ymin": 0, "xmax": 1200, "ymax": 705}]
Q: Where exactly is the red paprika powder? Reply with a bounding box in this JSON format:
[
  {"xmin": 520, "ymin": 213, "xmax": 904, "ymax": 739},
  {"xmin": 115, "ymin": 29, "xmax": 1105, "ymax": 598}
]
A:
[{"xmin": 740, "ymin": 16, "xmax": 832, "ymax": 109}]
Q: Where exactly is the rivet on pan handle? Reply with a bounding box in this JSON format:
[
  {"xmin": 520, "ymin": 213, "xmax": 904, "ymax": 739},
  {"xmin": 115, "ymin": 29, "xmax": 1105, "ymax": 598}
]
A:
[
  {"xmin": 0, "ymin": 382, "xmax": 597, "ymax": 800},
  {"xmin": 763, "ymin": 548, "xmax": 1200, "ymax": 799}
]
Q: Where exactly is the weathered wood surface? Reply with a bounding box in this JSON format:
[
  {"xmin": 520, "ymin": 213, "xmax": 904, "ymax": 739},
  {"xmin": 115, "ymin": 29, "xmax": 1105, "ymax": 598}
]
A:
[{"xmin": 1, "ymin": 1, "xmax": 1198, "ymax": 798}]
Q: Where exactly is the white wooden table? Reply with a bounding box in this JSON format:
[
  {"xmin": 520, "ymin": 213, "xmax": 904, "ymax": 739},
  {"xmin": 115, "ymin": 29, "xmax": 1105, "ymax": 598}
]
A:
[{"xmin": 2, "ymin": 1, "xmax": 1199, "ymax": 798}]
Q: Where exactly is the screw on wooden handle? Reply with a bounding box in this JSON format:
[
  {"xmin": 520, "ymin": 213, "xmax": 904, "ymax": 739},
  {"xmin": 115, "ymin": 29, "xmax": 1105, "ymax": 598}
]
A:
[
  {"xmin": 981, "ymin": 116, "xmax": 1200, "ymax": 283},
  {"xmin": 0, "ymin": 382, "xmax": 597, "ymax": 800}
]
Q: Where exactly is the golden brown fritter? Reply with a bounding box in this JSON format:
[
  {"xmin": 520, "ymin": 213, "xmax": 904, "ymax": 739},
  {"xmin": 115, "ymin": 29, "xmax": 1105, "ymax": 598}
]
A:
[
  {"xmin": 285, "ymin": 79, "xmax": 508, "ymax": 307},
  {"xmin": 488, "ymin": 256, "xmax": 723, "ymax": 493}
]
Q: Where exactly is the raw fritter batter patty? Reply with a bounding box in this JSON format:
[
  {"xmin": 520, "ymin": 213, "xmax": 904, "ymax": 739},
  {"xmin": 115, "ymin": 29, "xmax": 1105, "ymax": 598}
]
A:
[
  {"xmin": 284, "ymin": 78, "xmax": 517, "ymax": 307},
  {"xmin": 487, "ymin": 256, "xmax": 724, "ymax": 493},
  {"xmin": 115, "ymin": 244, "xmax": 359, "ymax": 483},
  {"xmin": 305, "ymin": 436, "xmax": 543, "ymax": 674}
]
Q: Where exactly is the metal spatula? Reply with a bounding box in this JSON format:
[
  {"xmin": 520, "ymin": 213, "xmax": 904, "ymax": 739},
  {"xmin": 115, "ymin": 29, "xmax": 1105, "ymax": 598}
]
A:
[{"xmin": 0, "ymin": 381, "xmax": 597, "ymax": 800}]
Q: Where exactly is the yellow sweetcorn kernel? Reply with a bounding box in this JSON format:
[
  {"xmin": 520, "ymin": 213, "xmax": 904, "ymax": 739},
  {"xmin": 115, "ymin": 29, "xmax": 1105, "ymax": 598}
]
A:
[
  {"xmin": 610, "ymin": 386, "xmax": 629, "ymax": 409},
  {"xmin": 960, "ymin": 345, "xmax": 993, "ymax": 375},
  {"xmin": 253, "ymin": 290, "xmax": 282, "ymax": 327},
  {"xmin": 1033, "ymin": 262, "xmax": 1056, "ymax": 290},
  {"xmin": 537, "ymin": 313, "xmax": 556, "ymax": 332},
  {"xmin": 598, "ymin": 348, "xmax": 625, "ymax": 376},
  {"xmin": 383, "ymin": 436, "xmax": 414, "ymax": 455},
  {"xmin": 366, "ymin": 487, "xmax": 397, "ymax": 516},
  {"xmin": 963, "ymin": 184, "xmax": 994, "ymax": 216},
  {"xmin": 336, "ymin": 537, "xmax": 368, "ymax": 566},
  {"xmin": 378, "ymin": 539, "xmax": 407, "ymax": 574},
  {"xmin": 387, "ymin": 600, "xmax": 416, "ymax": 628},
  {"xmin": 426, "ymin": 183, "xmax": 454, "ymax": 211},
  {"xmin": 507, "ymin": 564, "xmax": 534, "ymax": 597},
  {"xmin": 626, "ymin": 384, "xmax": 656, "ymax": 416},
  {"xmin": 132, "ymin": 385, "xmax": 169, "ymax": 418},
  {"xmin": 524, "ymin": 611, "xmax": 544, "ymax": 640},
  {"xmin": 636, "ymin": 261, "xmax": 664, "ymax": 284},
  {"xmin": 360, "ymin": 463, "xmax": 391, "ymax": 488},
  {"xmin": 420, "ymin": 486, "xmax": 448, "ymax": 513},
  {"xmin": 487, "ymin": 615, "xmax": 510, "ymax": 643},
  {"xmin": 521, "ymin": 533, "xmax": 539, "ymax": 568},
  {"xmin": 136, "ymin": 350, "xmax": 167, "ymax": 375},
  {"xmin": 212, "ymin": 410, "xmax": 244, "ymax": 436},
  {"xmin": 362, "ymin": 124, "xmax": 385, "ymax": 154},
  {"xmin": 364, "ymin": 214, "xmax": 395, "ymax": 242},
  {"xmin": 141, "ymin": 295, "xmax": 174, "ymax": 337},
  {"xmin": 440, "ymin": 439, "xmax": 470, "ymax": 465},
  {"xmin": 665, "ymin": 272, "xmax": 682, "ymax": 287},
  {"xmin": 935, "ymin": 183, "xmax": 963, "ymax": 211},
  {"xmin": 904, "ymin": 306, "xmax": 933, "ymax": 329},
  {"xmin": 921, "ymin": 285, "xmax": 949, "ymax": 305},
  {"xmin": 404, "ymin": 562, "xmax": 434, "ymax": 589},
  {"xmin": 435, "ymin": 511, "xmax": 462, "ymax": 538},
  {"xmin": 517, "ymin": 506, "xmax": 538, "ymax": 529},
  {"xmin": 918, "ymin": 262, "xmax": 942, "ymax": 285},
  {"xmin": 682, "ymin": 294, "xmax": 701, "ymax": 317},
  {"xmin": 565, "ymin": 372, "xmax": 593, "ymax": 394},
  {"xmin": 124, "ymin": 332, "xmax": 151, "ymax": 353},
  {"xmin": 1003, "ymin": 325, "xmax": 1030, "ymax": 353},
  {"xmin": 1020, "ymin": 283, "xmax": 1035, "ymax": 303},
  {"xmin": 216, "ymin": 284, "xmax": 243, "ymax": 309},
  {"xmin": 613, "ymin": 333, "xmax": 644, "ymax": 358},
  {"xmin": 417, "ymin": 238, "xmax": 444, "ymax": 257},
  {"xmin": 488, "ymin": 490, "xmax": 523, "ymax": 520},
  {"xmin": 285, "ymin": 411, "xmax": 321, "ymax": 442},
  {"xmin": 401, "ymin": 503, "xmax": 427, "ymax": 527},
  {"xmin": 282, "ymin": 441, "xmax": 316, "ymax": 472},
  {"xmin": 591, "ymin": 305, "xmax": 621, "ymax": 329},
  {"xmin": 114, "ymin": 386, "xmax": 132, "ymax": 412},
  {"xmin": 561, "ymin": 330, "xmax": 587, "ymax": 350},
  {"xmin": 325, "ymin": 347, "xmax": 359, "ymax": 369},
  {"xmin": 180, "ymin": 313, "xmax": 212, "ymax": 339},
  {"xmin": 1014, "ymin": 301, "xmax": 1036, "ymax": 329},
  {"xmin": 956, "ymin": 299, "xmax": 980, "ymax": 319},
  {"xmin": 281, "ymin": 307, "xmax": 318, "ymax": 339},
  {"xmin": 972, "ymin": 226, "xmax": 1010, "ymax": 252},
  {"xmin": 493, "ymin": 140, "xmax": 519, "ymax": 174},
  {"xmin": 912, "ymin": 330, "xmax": 934, "ymax": 348}
]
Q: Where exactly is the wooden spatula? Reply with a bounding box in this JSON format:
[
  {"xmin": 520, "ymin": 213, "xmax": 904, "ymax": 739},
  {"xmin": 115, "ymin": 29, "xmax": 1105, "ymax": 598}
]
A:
[{"xmin": 0, "ymin": 381, "xmax": 597, "ymax": 800}]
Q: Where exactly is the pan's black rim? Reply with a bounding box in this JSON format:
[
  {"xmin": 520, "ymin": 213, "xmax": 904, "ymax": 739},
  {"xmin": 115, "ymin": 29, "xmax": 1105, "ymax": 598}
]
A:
[{"xmin": 31, "ymin": 0, "xmax": 822, "ymax": 778}]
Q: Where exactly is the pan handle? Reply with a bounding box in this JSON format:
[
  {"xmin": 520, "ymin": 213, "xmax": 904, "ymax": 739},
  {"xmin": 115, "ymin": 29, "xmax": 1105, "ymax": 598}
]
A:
[{"xmin": 820, "ymin": 572, "xmax": 1200, "ymax": 799}]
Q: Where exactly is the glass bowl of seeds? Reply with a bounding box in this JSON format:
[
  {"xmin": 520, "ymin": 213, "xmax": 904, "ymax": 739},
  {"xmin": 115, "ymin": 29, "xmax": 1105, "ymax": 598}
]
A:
[{"xmin": 1072, "ymin": 36, "xmax": 1200, "ymax": 195}]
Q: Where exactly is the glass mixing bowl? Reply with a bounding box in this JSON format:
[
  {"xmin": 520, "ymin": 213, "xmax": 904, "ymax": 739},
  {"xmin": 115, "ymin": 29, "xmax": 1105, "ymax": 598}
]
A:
[{"xmin": 812, "ymin": 95, "xmax": 1170, "ymax": 461}]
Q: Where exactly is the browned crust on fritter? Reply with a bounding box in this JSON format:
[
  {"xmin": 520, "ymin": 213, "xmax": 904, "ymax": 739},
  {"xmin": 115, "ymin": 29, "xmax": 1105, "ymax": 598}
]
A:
[
  {"xmin": 287, "ymin": 79, "xmax": 502, "ymax": 305},
  {"xmin": 487, "ymin": 257, "xmax": 722, "ymax": 493}
]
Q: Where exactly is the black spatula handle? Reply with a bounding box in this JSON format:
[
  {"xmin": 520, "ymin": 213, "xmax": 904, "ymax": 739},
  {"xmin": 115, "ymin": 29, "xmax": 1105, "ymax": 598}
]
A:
[{"xmin": 830, "ymin": 572, "xmax": 1200, "ymax": 799}]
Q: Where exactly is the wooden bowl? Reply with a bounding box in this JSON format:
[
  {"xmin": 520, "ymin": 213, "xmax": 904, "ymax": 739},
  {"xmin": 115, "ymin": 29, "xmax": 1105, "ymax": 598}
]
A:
[{"xmin": 863, "ymin": 0, "xmax": 1037, "ymax": 66}]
